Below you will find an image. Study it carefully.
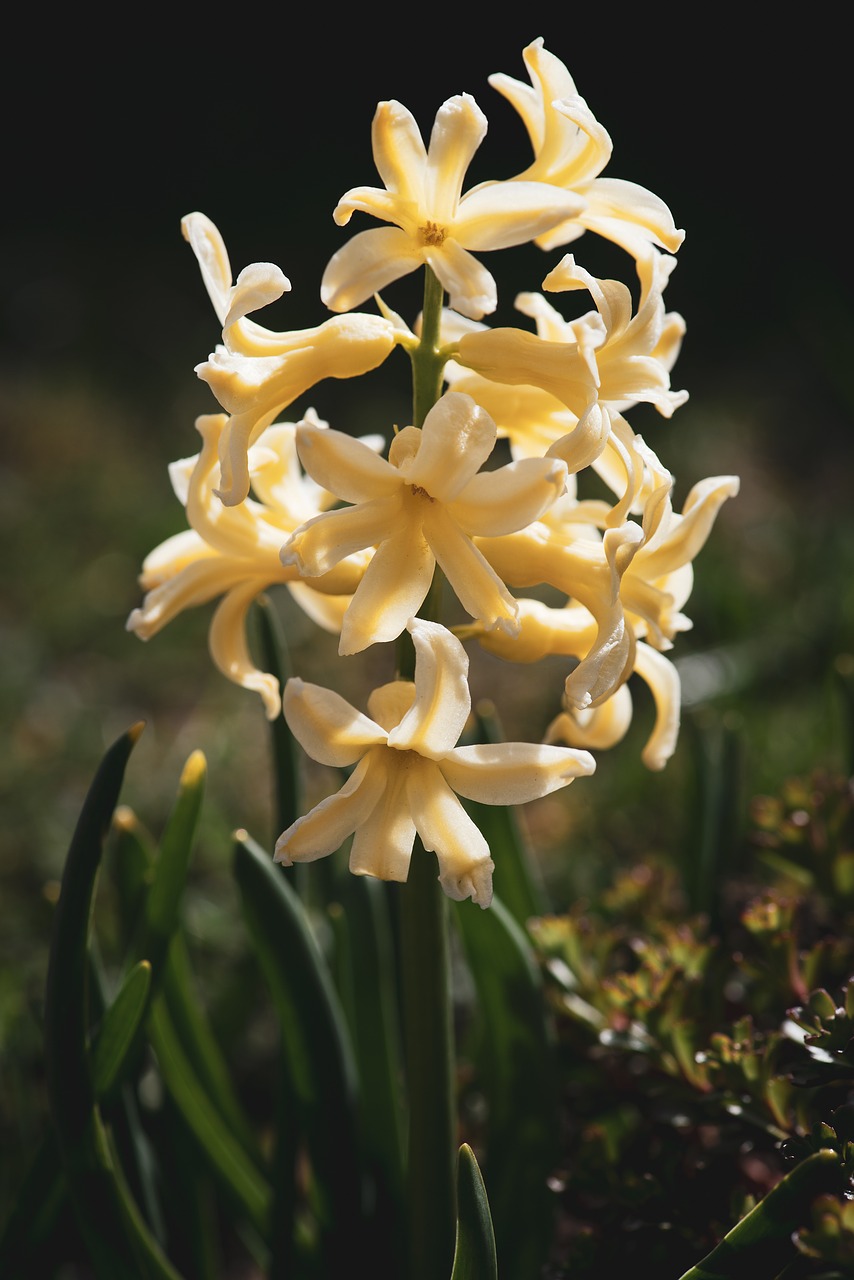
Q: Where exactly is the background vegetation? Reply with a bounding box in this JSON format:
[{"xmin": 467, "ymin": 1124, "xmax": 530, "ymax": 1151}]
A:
[{"xmin": 1, "ymin": 15, "xmax": 852, "ymax": 1276}]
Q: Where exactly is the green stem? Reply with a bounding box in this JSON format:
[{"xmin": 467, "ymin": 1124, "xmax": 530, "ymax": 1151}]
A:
[
  {"xmin": 398, "ymin": 263, "xmax": 457, "ymax": 1279},
  {"xmin": 401, "ymin": 844, "xmax": 456, "ymax": 1280}
]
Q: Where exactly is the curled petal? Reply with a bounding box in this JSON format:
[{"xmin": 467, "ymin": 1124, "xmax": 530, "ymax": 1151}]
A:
[
  {"xmin": 441, "ymin": 741, "xmax": 595, "ymax": 805},
  {"xmin": 406, "ymin": 762, "xmax": 494, "ymax": 908},
  {"xmin": 451, "ymin": 456, "xmax": 567, "ymax": 536},
  {"xmin": 223, "ymin": 261, "xmax": 292, "ymax": 333},
  {"xmin": 633, "ymin": 641, "xmax": 682, "ymax": 771},
  {"xmin": 457, "ymin": 181, "xmax": 585, "ymax": 251},
  {"xmin": 296, "ymin": 422, "xmax": 400, "ymax": 503},
  {"xmin": 425, "ymin": 93, "xmax": 488, "ymax": 223},
  {"xmin": 405, "ymin": 392, "xmax": 496, "ymax": 500},
  {"xmin": 181, "ymin": 212, "xmax": 233, "ymax": 326},
  {"xmin": 350, "ymin": 753, "xmax": 418, "ymax": 883},
  {"xmin": 208, "ymin": 583, "xmax": 281, "ymax": 719},
  {"xmin": 282, "ymin": 493, "xmax": 404, "ymax": 577},
  {"xmin": 282, "ymin": 677, "xmax": 386, "ymax": 767},
  {"xmin": 338, "ymin": 523, "xmax": 435, "ymax": 654},
  {"xmin": 321, "ymin": 227, "xmax": 424, "ymax": 313},
  {"xmin": 424, "ymin": 507, "xmax": 519, "ymax": 635},
  {"xmin": 387, "ymin": 619, "xmax": 471, "ymax": 758},
  {"xmin": 275, "ymin": 753, "xmax": 385, "ymax": 864},
  {"xmin": 545, "ymin": 684, "xmax": 633, "ymax": 752},
  {"xmin": 426, "ymin": 238, "xmax": 497, "ymax": 321}
]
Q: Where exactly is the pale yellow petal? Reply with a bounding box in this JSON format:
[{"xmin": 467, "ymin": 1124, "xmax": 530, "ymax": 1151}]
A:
[
  {"xmin": 321, "ymin": 227, "xmax": 425, "ymax": 313},
  {"xmin": 633, "ymin": 641, "xmax": 681, "ymax": 771},
  {"xmin": 275, "ymin": 754, "xmax": 384, "ymax": 864},
  {"xmin": 282, "ymin": 493, "xmax": 403, "ymax": 577},
  {"xmin": 387, "ymin": 618, "xmax": 471, "ymax": 758},
  {"xmin": 296, "ymin": 422, "xmax": 400, "ymax": 503},
  {"xmin": 349, "ymin": 752, "xmax": 417, "ymax": 883},
  {"xmin": 544, "ymin": 684, "xmax": 633, "ymax": 752},
  {"xmin": 338, "ymin": 523, "xmax": 435, "ymax": 654},
  {"xmin": 450, "ymin": 456, "xmax": 567, "ymax": 536},
  {"xmin": 440, "ymin": 741, "xmax": 595, "ymax": 805},
  {"xmin": 404, "ymin": 392, "xmax": 496, "ymax": 500},
  {"xmin": 424, "ymin": 93, "xmax": 487, "ymax": 223},
  {"xmin": 282, "ymin": 677, "xmax": 386, "ymax": 767},
  {"xmin": 208, "ymin": 582, "xmax": 281, "ymax": 719},
  {"xmin": 405, "ymin": 761, "xmax": 494, "ymax": 908},
  {"xmin": 424, "ymin": 508, "xmax": 519, "ymax": 634}
]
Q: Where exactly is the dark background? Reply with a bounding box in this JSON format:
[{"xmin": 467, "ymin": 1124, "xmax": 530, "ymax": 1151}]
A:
[{"xmin": 1, "ymin": 15, "xmax": 852, "ymax": 888}]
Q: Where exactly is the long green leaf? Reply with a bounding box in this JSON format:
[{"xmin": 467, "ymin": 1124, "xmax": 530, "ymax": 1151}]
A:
[
  {"xmin": 92, "ymin": 960, "xmax": 152, "ymax": 1098},
  {"xmin": 677, "ymin": 1149, "xmax": 845, "ymax": 1279},
  {"xmin": 454, "ymin": 893, "xmax": 558, "ymax": 1280},
  {"xmin": 141, "ymin": 749, "xmax": 206, "ymax": 976},
  {"xmin": 43, "ymin": 721, "xmax": 184, "ymax": 1279},
  {"xmin": 451, "ymin": 1144, "xmax": 498, "ymax": 1280},
  {"xmin": 147, "ymin": 995, "xmax": 272, "ymax": 1245},
  {"xmin": 233, "ymin": 831, "xmax": 364, "ymax": 1270}
]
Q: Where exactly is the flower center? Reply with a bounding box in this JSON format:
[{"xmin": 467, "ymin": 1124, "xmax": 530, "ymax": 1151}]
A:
[
  {"xmin": 420, "ymin": 220, "xmax": 447, "ymax": 247},
  {"xmin": 409, "ymin": 484, "xmax": 435, "ymax": 502}
]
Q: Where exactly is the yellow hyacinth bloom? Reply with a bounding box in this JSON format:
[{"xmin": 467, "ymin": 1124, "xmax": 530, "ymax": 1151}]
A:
[
  {"xmin": 126, "ymin": 412, "xmax": 369, "ymax": 718},
  {"xmin": 320, "ymin": 91, "xmax": 585, "ymax": 320},
  {"xmin": 490, "ymin": 37, "xmax": 685, "ymax": 260},
  {"xmin": 274, "ymin": 618, "xmax": 596, "ymax": 906},
  {"xmin": 182, "ymin": 211, "xmax": 396, "ymax": 507},
  {"xmin": 280, "ymin": 391, "xmax": 568, "ymax": 655}
]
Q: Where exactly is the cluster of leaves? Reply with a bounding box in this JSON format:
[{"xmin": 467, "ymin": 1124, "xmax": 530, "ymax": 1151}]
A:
[
  {"xmin": 527, "ymin": 754, "xmax": 854, "ymax": 1276},
  {"xmin": 4, "ymin": 619, "xmax": 854, "ymax": 1280}
]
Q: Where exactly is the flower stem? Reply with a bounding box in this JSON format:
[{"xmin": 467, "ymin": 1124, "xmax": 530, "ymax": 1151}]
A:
[
  {"xmin": 398, "ymin": 263, "xmax": 457, "ymax": 1279},
  {"xmin": 400, "ymin": 845, "xmax": 456, "ymax": 1280}
]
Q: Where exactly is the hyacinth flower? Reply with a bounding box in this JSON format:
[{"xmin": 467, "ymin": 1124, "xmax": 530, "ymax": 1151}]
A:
[
  {"xmin": 183, "ymin": 211, "xmax": 397, "ymax": 506},
  {"xmin": 274, "ymin": 617, "xmax": 595, "ymax": 906},
  {"xmin": 279, "ymin": 390, "xmax": 568, "ymax": 654},
  {"xmin": 127, "ymin": 411, "xmax": 370, "ymax": 717},
  {"xmin": 489, "ymin": 37, "xmax": 686, "ymax": 261},
  {"xmin": 320, "ymin": 90, "xmax": 585, "ymax": 320}
]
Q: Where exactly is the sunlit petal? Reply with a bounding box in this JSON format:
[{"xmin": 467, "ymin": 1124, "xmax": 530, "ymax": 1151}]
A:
[
  {"xmin": 282, "ymin": 677, "xmax": 386, "ymax": 767},
  {"xmin": 441, "ymin": 741, "xmax": 595, "ymax": 804},
  {"xmin": 275, "ymin": 754, "xmax": 385, "ymax": 864},
  {"xmin": 387, "ymin": 619, "xmax": 471, "ymax": 758},
  {"xmin": 406, "ymin": 762, "xmax": 494, "ymax": 908}
]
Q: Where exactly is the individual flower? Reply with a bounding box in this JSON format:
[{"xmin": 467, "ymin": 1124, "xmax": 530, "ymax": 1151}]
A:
[
  {"xmin": 126, "ymin": 412, "xmax": 370, "ymax": 718},
  {"xmin": 472, "ymin": 470, "xmax": 740, "ymax": 712},
  {"xmin": 183, "ymin": 212, "xmax": 396, "ymax": 506},
  {"xmin": 320, "ymin": 91, "xmax": 585, "ymax": 320},
  {"xmin": 489, "ymin": 37, "xmax": 685, "ymax": 260},
  {"xmin": 274, "ymin": 617, "xmax": 596, "ymax": 906},
  {"xmin": 451, "ymin": 251, "xmax": 688, "ymax": 437},
  {"xmin": 280, "ymin": 391, "xmax": 568, "ymax": 655}
]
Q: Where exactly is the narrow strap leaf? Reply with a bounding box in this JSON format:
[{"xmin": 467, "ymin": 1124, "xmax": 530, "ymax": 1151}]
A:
[
  {"xmin": 233, "ymin": 831, "xmax": 364, "ymax": 1268},
  {"xmin": 677, "ymin": 1149, "xmax": 845, "ymax": 1279},
  {"xmin": 141, "ymin": 749, "xmax": 207, "ymax": 976},
  {"xmin": 454, "ymin": 892, "xmax": 558, "ymax": 1280},
  {"xmin": 147, "ymin": 994, "xmax": 272, "ymax": 1244},
  {"xmin": 92, "ymin": 960, "xmax": 152, "ymax": 1098},
  {"xmin": 43, "ymin": 722, "xmax": 185, "ymax": 1278},
  {"xmin": 253, "ymin": 597, "xmax": 300, "ymax": 839},
  {"xmin": 451, "ymin": 1144, "xmax": 498, "ymax": 1280}
]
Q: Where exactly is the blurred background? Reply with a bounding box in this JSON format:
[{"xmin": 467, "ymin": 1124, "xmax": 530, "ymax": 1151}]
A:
[{"xmin": 2, "ymin": 9, "xmax": 852, "ymax": 1224}]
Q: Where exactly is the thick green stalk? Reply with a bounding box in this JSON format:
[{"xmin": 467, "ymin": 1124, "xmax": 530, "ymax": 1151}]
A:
[{"xmin": 399, "ymin": 263, "xmax": 457, "ymax": 1280}]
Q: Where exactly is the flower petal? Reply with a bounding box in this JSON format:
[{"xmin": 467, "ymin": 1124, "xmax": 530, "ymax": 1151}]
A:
[
  {"xmin": 405, "ymin": 392, "xmax": 496, "ymax": 500},
  {"xmin": 321, "ymin": 226, "xmax": 424, "ymax": 313},
  {"xmin": 208, "ymin": 582, "xmax": 281, "ymax": 719},
  {"xmin": 441, "ymin": 741, "xmax": 595, "ymax": 805},
  {"xmin": 282, "ymin": 677, "xmax": 386, "ymax": 767},
  {"xmin": 451, "ymin": 456, "xmax": 567, "ymax": 536},
  {"xmin": 424, "ymin": 93, "xmax": 488, "ymax": 223},
  {"xmin": 296, "ymin": 422, "xmax": 400, "ymax": 503},
  {"xmin": 349, "ymin": 752, "xmax": 418, "ymax": 884},
  {"xmin": 387, "ymin": 618, "xmax": 471, "ymax": 758},
  {"xmin": 424, "ymin": 508, "xmax": 519, "ymax": 634},
  {"xmin": 405, "ymin": 761, "xmax": 494, "ymax": 908},
  {"xmin": 282, "ymin": 493, "xmax": 403, "ymax": 577},
  {"xmin": 457, "ymin": 181, "xmax": 585, "ymax": 251},
  {"xmin": 426, "ymin": 238, "xmax": 498, "ymax": 320},
  {"xmin": 275, "ymin": 753, "xmax": 385, "ymax": 864},
  {"xmin": 338, "ymin": 522, "xmax": 435, "ymax": 654}
]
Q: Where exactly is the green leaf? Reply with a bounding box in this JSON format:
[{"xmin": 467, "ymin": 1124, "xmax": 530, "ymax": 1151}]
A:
[
  {"xmin": 454, "ymin": 893, "xmax": 558, "ymax": 1280},
  {"xmin": 140, "ymin": 749, "xmax": 206, "ymax": 977},
  {"xmin": 147, "ymin": 995, "xmax": 272, "ymax": 1246},
  {"xmin": 92, "ymin": 960, "xmax": 152, "ymax": 1098},
  {"xmin": 43, "ymin": 721, "xmax": 185, "ymax": 1279},
  {"xmin": 451, "ymin": 1144, "xmax": 498, "ymax": 1280},
  {"xmin": 253, "ymin": 597, "xmax": 300, "ymax": 841},
  {"xmin": 233, "ymin": 831, "xmax": 364, "ymax": 1270},
  {"xmin": 677, "ymin": 1149, "xmax": 846, "ymax": 1279}
]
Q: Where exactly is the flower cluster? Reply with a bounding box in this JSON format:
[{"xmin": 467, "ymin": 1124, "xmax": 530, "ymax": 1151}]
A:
[{"xmin": 129, "ymin": 38, "xmax": 738, "ymax": 908}]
